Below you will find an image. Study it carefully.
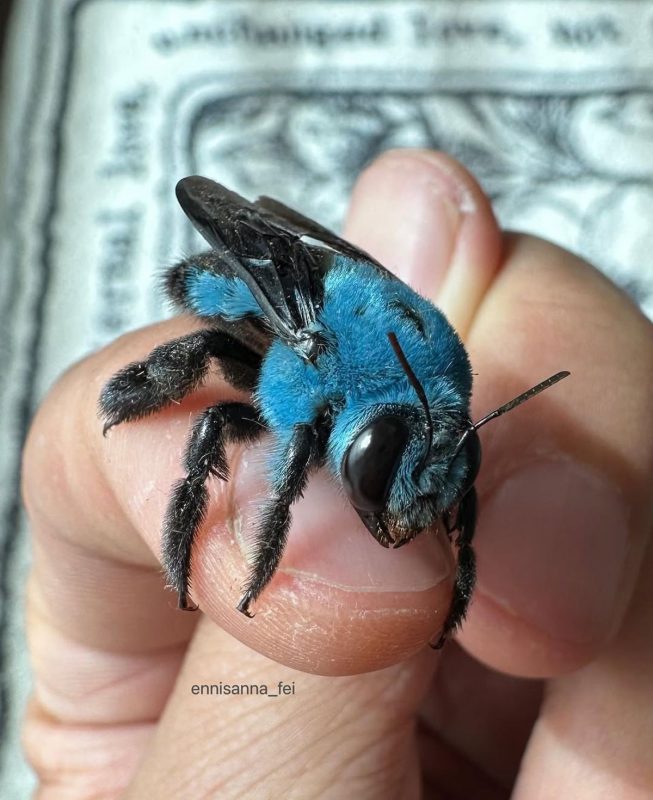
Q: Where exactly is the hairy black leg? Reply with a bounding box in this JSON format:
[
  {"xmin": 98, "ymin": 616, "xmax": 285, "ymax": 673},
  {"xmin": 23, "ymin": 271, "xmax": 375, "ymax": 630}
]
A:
[
  {"xmin": 431, "ymin": 487, "xmax": 478, "ymax": 650},
  {"xmin": 162, "ymin": 403, "xmax": 264, "ymax": 610},
  {"xmin": 444, "ymin": 506, "xmax": 460, "ymax": 537},
  {"xmin": 99, "ymin": 328, "xmax": 261, "ymax": 433},
  {"xmin": 237, "ymin": 424, "xmax": 321, "ymax": 617}
]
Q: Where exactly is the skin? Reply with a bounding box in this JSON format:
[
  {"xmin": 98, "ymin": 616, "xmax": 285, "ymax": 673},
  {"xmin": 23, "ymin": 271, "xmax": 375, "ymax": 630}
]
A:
[{"xmin": 21, "ymin": 149, "xmax": 653, "ymax": 799}]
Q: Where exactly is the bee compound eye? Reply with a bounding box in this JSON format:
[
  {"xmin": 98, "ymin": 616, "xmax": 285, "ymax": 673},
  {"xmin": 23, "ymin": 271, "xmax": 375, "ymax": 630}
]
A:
[{"xmin": 341, "ymin": 415, "xmax": 411, "ymax": 513}]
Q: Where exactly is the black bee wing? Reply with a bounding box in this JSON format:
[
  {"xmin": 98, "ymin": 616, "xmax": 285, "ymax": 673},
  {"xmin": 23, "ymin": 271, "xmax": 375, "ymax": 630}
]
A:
[
  {"xmin": 175, "ymin": 176, "xmax": 394, "ymax": 351},
  {"xmin": 253, "ymin": 194, "xmax": 389, "ymax": 273}
]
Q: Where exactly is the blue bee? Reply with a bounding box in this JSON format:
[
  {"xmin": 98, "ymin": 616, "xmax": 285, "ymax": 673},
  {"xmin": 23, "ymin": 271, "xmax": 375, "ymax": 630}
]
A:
[{"xmin": 100, "ymin": 176, "xmax": 568, "ymax": 647}]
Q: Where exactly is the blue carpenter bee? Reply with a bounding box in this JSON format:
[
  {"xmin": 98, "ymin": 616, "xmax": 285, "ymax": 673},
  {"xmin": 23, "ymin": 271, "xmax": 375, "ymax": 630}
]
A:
[{"xmin": 100, "ymin": 176, "xmax": 569, "ymax": 647}]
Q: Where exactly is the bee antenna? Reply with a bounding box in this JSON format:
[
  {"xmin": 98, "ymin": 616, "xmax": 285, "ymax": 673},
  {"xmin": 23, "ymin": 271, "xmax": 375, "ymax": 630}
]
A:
[
  {"xmin": 453, "ymin": 370, "xmax": 571, "ymax": 458},
  {"xmin": 387, "ymin": 332, "xmax": 433, "ymax": 457}
]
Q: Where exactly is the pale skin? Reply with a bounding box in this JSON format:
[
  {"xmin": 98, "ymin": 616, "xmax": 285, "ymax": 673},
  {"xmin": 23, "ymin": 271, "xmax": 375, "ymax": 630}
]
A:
[{"xmin": 21, "ymin": 149, "xmax": 653, "ymax": 799}]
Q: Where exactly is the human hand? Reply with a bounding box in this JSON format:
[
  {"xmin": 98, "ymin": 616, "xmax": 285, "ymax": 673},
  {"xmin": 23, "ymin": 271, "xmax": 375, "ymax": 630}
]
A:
[{"xmin": 22, "ymin": 150, "xmax": 653, "ymax": 798}]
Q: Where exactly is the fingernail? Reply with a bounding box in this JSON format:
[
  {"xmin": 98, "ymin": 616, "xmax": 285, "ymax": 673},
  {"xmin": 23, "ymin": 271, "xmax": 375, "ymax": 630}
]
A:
[
  {"xmin": 475, "ymin": 459, "xmax": 629, "ymax": 645},
  {"xmin": 231, "ymin": 450, "xmax": 453, "ymax": 593},
  {"xmin": 345, "ymin": 151, "xmax": 472, "ymax": 296}
]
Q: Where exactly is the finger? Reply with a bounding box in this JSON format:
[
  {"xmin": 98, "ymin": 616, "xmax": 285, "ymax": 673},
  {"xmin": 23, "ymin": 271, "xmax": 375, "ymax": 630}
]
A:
[
  {"xmin": 123, "ymin": 619, "xmax": 437, "ymax": 800},
  {"xmin": 419, "ymin": 642, "xmax": 544, "ymax": 792},
  {"xmin": 460, "ymin": 234, "xmax": 653, "ymax": 676},
  {"xmin": 21, "ymin": 317, "xmax": 206, "ymax": 794},
  {"xmin": 514, "ymin": 533, "xmax": 653, "ymax": 799}
]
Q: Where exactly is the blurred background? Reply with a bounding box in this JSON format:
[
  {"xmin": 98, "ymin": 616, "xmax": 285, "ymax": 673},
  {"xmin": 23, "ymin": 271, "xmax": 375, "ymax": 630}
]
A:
[{"xmin": 1, "ymin": 1, "xmax": 652, "ymax": 795}]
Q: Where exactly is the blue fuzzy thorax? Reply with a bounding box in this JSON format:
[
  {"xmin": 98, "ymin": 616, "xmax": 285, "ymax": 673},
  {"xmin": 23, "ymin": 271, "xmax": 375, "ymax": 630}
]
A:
[{"xmin": 186, "ymin": 256, "xmax": 473, "ymax": 524}]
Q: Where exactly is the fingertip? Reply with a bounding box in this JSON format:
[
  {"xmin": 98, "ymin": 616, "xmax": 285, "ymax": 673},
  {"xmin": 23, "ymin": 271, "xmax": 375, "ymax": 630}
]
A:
[
  {"xmin": 458, "ymin": 593, "xmax": 603, "ymax": 679},
  {"xmin": 189, "ymin": 465, "xmax": 457, "ymax": 675},
  {"xmin": 195, "ymin": 570, "xmax": 455, "ymax": 677}
]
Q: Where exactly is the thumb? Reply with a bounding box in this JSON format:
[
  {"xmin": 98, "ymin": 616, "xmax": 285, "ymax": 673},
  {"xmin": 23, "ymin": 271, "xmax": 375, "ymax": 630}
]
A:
[{"xmin": 124, "ymin": 617, "xmax": 434, "ymax": 799}]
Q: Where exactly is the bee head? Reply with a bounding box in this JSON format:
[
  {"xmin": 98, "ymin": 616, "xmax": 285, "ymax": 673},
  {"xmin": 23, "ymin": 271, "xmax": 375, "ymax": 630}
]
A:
[
  {"xmin": 380, "ymin": 333, "xmax": 568, "ymax": 510},
  {"xmin": 339, "ymin": 332, "xmax": 568, "ymax": 538},
  {"xmin": 339, "ymin": 410, "xmax": 480, "ymax": 518},
  {"xmin": 338, "ymin": 333, "xmax": 468, "ymax": 516},
  {"xmin": 338, "ymin": 332, "xmax": 473, "ymax": 523},
  {"xmin": 385, "ymin": 331, "xmax": 479, "ymax": 510}
]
